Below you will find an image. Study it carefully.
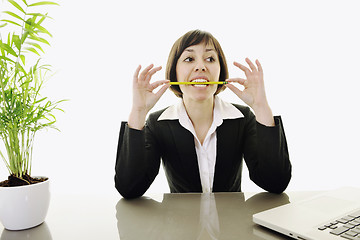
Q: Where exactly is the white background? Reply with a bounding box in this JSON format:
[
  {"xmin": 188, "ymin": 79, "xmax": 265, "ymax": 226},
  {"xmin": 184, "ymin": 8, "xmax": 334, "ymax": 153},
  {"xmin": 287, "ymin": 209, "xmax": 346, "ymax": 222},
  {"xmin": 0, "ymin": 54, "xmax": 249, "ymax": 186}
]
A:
[{"xmin": 1, "ymin": 0, "xmax": 359, "ymax": 196}]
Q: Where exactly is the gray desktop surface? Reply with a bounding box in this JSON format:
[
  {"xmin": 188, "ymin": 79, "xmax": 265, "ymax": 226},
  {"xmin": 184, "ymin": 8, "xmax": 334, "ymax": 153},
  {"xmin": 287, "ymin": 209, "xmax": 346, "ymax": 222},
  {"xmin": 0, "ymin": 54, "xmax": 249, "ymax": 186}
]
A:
[{"xmin": 0, "ymin": 191, "xmax": 316, "ymax": 240}]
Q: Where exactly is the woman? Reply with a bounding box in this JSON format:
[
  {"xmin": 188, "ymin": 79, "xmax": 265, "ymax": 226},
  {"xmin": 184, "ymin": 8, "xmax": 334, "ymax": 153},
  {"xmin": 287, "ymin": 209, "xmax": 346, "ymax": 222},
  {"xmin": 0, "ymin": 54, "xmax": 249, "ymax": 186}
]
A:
[{"xmin": 115, "ymin": 30, "xmax": 291, "ymax": 199}]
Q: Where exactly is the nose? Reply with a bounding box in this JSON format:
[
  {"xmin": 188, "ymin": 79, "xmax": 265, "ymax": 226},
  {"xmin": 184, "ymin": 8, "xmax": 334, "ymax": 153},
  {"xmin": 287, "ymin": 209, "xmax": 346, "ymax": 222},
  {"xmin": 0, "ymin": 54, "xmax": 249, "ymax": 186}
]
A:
[{"xmin": 194, "ymin": 60, "xmax": 206, "ymax": 72}]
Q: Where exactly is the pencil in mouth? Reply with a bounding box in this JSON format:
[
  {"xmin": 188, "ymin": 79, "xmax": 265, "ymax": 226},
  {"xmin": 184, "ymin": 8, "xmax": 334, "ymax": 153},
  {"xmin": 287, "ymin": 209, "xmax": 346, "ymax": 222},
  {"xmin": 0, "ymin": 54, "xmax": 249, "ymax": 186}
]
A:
[{"xmin": 169, "ymin": 81, "xmax": 228, "ymax": 85}]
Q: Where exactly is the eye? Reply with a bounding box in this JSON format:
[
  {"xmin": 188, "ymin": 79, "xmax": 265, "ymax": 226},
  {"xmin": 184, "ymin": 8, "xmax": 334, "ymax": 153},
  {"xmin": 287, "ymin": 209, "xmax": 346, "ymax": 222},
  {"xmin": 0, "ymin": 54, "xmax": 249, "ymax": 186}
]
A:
[
  {"xmin": 184, "ymin": 57, "xmax": 194, "ymax": 62},
  {"xmin": 206, "ymin": 56, "xmax": 216, "ymax": 62}
]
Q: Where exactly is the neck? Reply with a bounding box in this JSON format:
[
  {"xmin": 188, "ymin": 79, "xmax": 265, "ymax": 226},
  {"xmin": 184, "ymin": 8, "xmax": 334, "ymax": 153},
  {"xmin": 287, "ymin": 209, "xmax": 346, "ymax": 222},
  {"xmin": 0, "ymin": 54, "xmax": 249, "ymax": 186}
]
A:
[
  {"xmin": 183, "ymin": 97, "xmax": 215, "ymax": 145},
  {"xmin": 183, "ymin": 96, "xmax": 214, "ymax": 125}
]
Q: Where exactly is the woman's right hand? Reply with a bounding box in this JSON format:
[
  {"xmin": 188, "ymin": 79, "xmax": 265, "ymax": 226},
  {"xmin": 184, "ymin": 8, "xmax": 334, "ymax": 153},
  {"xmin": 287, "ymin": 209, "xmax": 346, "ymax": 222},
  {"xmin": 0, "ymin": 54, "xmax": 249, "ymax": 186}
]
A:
[{"xmin": 128, "ymin": 64, "xmax": 170, "ymax": 130}]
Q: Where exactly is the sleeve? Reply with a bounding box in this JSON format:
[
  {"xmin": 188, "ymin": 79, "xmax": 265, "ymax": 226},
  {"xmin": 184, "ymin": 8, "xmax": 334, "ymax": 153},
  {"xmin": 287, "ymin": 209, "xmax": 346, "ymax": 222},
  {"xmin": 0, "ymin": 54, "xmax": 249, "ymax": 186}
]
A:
[
  {"xmin": 114, "ymin": 120, "xmax": 161, "ymax": 199},
  {"xmin": 243, "ymin": 111, "xmax": 292, "ymax": 194}
]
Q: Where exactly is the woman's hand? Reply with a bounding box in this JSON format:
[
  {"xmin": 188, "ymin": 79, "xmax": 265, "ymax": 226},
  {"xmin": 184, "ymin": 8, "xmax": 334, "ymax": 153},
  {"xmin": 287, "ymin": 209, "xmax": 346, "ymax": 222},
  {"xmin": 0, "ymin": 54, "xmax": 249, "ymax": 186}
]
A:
[
  {"xmin": 128, "ymin": 64, "xmax": 170, "ymax": 130},
  {"xmin": 226, "ymin": 58, "xmax": 275, "ymax": 126}
]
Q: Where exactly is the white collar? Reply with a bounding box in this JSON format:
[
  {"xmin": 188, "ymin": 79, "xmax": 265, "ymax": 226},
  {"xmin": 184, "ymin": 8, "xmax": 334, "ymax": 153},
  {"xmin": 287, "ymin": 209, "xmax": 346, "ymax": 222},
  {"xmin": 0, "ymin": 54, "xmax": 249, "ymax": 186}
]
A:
[{"xmin": 157, "ymin": 96, "xmax": 244, "ymax": 121}]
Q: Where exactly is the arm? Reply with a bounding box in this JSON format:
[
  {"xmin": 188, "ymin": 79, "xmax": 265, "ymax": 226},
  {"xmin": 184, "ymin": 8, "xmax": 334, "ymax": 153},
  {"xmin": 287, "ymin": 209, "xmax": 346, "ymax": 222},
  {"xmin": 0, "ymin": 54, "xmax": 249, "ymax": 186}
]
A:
[
  {"xmin": 243, "ymin": 110, "xmax": 292, "ymax": 193},
  {"xmin": 129, "ymin": 64, "xmax": 170, "ymax": 130},
  {"xmin": 226, "ymin": 58, "xmax": 275, "ymax": 127},
  {"xmin": 114, "ymin": 64, "xmax": 169, "ymax": 198},
  {"xmin": 115, "ymin": 121, "xmax": 161, "ymax": 199},
  {"xmin": 226, "ymin": 59, "xmax": 291, "ymax": 192}
]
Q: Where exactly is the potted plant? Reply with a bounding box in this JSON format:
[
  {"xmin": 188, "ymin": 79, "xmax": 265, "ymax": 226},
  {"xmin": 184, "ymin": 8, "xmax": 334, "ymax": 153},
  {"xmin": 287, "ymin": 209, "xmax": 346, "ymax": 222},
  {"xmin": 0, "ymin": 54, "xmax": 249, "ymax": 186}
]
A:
[{"xmin": 0, "ymin": 0, "xmax": 62, "ymax": 230}]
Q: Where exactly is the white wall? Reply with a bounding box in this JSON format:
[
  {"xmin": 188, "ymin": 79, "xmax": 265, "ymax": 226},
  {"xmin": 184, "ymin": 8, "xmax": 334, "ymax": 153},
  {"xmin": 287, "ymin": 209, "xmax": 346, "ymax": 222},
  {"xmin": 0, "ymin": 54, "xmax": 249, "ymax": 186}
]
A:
[{"xmin": 1, "ymin": 0, "xmax": 359, "ymax": 195}]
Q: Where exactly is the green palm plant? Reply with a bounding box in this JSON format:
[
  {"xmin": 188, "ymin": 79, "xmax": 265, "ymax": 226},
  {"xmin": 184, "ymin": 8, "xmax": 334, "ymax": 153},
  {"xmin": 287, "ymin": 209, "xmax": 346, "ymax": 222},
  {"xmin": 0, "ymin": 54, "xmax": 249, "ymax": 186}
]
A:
[{"xmin": 0, "ymin": 0, "xmax": 63, "ymax": 186}]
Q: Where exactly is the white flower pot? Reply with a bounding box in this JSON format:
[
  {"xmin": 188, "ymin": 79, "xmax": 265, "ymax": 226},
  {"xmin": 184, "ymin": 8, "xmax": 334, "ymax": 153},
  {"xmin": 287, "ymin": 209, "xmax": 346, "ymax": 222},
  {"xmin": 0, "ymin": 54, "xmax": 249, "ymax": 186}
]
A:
[{"xmin": 0, "ymin": 177, "xmax": 50, "ymax": 231}]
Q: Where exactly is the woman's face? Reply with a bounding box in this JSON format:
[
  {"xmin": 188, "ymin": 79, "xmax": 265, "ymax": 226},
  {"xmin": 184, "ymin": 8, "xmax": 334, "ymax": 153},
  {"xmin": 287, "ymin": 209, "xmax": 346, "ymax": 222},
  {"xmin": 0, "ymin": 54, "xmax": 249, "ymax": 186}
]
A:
[{"xmin": 176, "ymin": 41, "xmax": 221, "ymax": 102}]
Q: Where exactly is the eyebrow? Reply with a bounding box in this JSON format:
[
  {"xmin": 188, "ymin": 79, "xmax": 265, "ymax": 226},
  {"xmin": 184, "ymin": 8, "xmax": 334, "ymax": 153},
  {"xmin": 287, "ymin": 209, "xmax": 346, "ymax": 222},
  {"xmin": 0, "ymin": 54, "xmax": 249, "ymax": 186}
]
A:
[{"xmin": 184, "ymin": 48, "xmax": 216, "ymax": 52}]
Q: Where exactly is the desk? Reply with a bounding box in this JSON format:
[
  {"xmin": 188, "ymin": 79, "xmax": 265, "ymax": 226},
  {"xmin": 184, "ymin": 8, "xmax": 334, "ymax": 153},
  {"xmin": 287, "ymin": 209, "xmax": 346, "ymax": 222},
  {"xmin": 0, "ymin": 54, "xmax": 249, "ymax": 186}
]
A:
[{"xmin": 0, "ymin": 191, "xmax": 316, "ymax": 240}]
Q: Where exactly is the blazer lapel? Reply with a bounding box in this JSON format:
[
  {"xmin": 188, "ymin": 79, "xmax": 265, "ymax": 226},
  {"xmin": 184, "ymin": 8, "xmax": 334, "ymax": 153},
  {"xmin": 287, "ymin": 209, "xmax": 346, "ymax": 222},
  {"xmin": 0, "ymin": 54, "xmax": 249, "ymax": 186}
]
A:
[
  {"xmin": 213, "ymin": 119, "xmax": 241, "ymax": 191},
  {"xmin": 167, "ymin": 121, "xmax": 202, "ymax": 191}
]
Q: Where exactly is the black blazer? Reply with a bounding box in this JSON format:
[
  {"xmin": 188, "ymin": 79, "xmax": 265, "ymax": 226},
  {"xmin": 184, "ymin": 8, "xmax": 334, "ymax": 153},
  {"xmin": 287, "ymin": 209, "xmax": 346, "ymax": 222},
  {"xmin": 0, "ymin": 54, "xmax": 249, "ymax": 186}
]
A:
[{"xmin": 115, "ymin": 104, "xmax": 291, "ymax": 199}]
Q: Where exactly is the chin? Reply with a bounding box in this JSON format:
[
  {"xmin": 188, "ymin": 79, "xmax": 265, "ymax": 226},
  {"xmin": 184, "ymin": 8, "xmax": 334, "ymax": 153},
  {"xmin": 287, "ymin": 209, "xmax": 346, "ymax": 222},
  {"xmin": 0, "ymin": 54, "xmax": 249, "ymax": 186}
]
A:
[{"xmin": 188, "ymin": 94, "xmax": 215, "ymax": 102}]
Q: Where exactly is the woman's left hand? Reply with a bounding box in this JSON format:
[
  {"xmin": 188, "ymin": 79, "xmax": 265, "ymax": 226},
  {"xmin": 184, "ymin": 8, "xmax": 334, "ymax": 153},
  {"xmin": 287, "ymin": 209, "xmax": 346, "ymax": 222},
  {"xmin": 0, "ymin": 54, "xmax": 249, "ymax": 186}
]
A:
[{"xmin": 226, "ymin": 58, "xmax": 275, "ymax": 126}]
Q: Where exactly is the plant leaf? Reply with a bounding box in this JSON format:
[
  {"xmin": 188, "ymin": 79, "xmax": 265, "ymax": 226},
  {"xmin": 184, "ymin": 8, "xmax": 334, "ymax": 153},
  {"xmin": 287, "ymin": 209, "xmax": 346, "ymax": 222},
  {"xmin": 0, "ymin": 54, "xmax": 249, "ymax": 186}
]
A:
[
  {"xmin": 23, "ymin": 47, "xmax": 40, "ymax": 56},
  {"xmin": 21, "ymin": 0, "xmax": 28, "ymax": 6},
  {"xmin": 12, "ymin": 34, "xmax": 21, "ymax": 51},
  {"xmin": 20, "ymin": 54, "xmax": 25, "ymax": 65},
  {"xmin": 20, "ymin": 31, "xmax": 30, "ymax": 44},
  {"xmin": 36, "ymin": 14, "xmax": 47, "ymax": 25},
  {"xmin": 8, "ymin": 0, "xmax": 26, "ymax": 14},
  {"xmin": 34, "ymin": 97, "xmax": 47, "ymax": 104},
  {"xmin": 28, "ymin": 1, "xmax": 59, "ymax": 7},
  {"xmin": 0, "ymin": 40, "xmax": 5, "ymax": 56},
  {"xmin": 34, "ymin": 23, "xmax": 52, "ymax": 37},
  {"xmin": 14, "ymin": 62, "xmax": 26, "ymax": 74},
  {"xmin": 28, "ymin": 35, "xmax": 50, "ymax": 45},
  {"xmin": 3, "ymin": 11, "xmax": 24, "ymax": 22},
  {"xmin": 26, "ymin": 13, "xmax": 53, "ymax": 20},
  {"xmin": 0, "ymin": 43, "xmax": 18, "ymax": 57},
  {"xmin": 0, "ymin": 55, "xmax": 16, "ymax": 63},
  {"xmin": 0, "ymin": 23, "xmax": 8, "ymax": 28},
  {"xmin": 26, "ymin": 42, "xmax": 44, "ymax": 53},
  {"xmin": 0, "ymin": 19, "xmax": 22, "ymax": 28},
  {"xmin": 54, "ymin": 107, "xmax": 65, "ymax": 113}
]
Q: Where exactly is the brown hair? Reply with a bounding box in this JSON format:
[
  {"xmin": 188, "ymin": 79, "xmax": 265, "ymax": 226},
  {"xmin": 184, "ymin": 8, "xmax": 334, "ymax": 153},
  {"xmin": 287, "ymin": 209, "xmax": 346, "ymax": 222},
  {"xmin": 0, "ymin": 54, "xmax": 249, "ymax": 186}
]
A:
[{"xmin": 165, "ymin": 30, "xmax": 228, "ymax": 98}]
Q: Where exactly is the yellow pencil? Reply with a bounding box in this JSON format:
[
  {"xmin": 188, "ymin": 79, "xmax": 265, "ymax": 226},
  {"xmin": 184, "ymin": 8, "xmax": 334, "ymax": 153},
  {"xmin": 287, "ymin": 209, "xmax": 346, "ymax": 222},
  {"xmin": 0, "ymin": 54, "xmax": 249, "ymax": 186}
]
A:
[{"xmin": 169, "ymin": 81, "xmax": 228, "ymax": 85}]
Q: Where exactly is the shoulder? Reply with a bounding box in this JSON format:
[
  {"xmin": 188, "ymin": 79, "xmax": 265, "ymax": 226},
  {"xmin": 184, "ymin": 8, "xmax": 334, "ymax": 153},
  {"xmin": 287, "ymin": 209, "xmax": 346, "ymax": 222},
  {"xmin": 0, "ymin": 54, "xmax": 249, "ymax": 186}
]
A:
[
  {"xmin": 148, "ymin": 107, "xmax": 170, "ymax": 121},
  {"xmin": 145, "ymin": 107, "xmax": 181, "ymax": 138},
  {"xmin": 230, "ymin": 103, "xmax": 254, "ymax": 119},
  {"xmin": 146, "ymin": 107, "xmax": 173, "ymax": 128}
]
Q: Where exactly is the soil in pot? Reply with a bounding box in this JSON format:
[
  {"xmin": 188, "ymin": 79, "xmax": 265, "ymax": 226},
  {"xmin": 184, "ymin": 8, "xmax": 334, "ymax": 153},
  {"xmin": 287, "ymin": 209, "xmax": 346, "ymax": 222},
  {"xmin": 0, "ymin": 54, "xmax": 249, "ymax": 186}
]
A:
[{"xmin": 0, "ymin": 174, "xmax": 48, "ymax": 187}]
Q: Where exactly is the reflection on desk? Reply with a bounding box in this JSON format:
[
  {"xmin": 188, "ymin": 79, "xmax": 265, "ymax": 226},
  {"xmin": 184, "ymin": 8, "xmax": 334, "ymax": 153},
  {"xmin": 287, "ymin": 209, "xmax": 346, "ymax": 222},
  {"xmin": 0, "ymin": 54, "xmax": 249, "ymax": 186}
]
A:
[
  {"xmin": 116, "ymin": 192, "xmax": 291, "ymax": 240},
  {"xmin": 1, "ymin": 192, "xmax": 317, "ymax": 240},
  {"xmin": 0, "ymin": 222, "xmax": 51, "ymax": 240}
]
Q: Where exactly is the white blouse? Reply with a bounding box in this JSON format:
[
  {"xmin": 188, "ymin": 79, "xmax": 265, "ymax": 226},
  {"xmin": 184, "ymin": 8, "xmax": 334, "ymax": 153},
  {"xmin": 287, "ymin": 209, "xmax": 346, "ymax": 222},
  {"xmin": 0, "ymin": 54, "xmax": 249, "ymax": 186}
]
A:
[{"xmin": 157, "ymin": 96, "xmax": 244, "ymax": 193}]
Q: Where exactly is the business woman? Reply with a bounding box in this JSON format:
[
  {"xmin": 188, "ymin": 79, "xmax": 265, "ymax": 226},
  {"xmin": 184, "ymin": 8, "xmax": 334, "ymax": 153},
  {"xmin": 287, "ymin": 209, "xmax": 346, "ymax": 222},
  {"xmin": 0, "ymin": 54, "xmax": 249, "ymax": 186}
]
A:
[{"xmin": 115, "ymin": 30, "xmax": 291, "ymax": 199}]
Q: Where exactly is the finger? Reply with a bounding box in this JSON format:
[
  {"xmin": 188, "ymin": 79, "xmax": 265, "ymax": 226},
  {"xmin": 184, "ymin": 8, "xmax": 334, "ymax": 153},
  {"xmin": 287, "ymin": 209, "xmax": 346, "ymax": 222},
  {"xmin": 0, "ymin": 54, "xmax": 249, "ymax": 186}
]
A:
[
  {"xmin": 145, "ymin": 66, "xmax": 162, "ymax": 82},
  {"xmin": 154, "ymin": 84, "xmax": 170, "ymax": 99},
  {"xmin": 139, "ymin": 64, "xmax": 154, "ymax": 81},
  {"xmin": 149, "ymin": 80, "xmax": 170, "ymax": 91},
  {"xmin": 245, "ymin": 58, "xmax": 257, "ymax": 72},
  {"xmin": 226, "ymin": 77, "xmax": 247, "ymax": 85},
  {"xmin": 233, "ymin": 61, "xmax": 250, "ymax": 74},
  {"xmin": 133, "ymin": 65, "xmax": 142, "ymax": 83},
  {"xmin": 226, "ymin": 83, "xmax": 244, "ymax": 99},
  {"xmin": 255, "ymin": 59, "xmax": 263, "ymax": 73}
]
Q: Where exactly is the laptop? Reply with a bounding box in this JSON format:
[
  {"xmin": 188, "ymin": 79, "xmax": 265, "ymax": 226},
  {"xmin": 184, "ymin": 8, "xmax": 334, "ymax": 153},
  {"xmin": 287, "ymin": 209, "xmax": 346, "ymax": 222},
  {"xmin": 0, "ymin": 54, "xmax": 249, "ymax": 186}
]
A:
[{"xmin": 253, "ymin": 187, "xmax": 360, "ymax": 240}]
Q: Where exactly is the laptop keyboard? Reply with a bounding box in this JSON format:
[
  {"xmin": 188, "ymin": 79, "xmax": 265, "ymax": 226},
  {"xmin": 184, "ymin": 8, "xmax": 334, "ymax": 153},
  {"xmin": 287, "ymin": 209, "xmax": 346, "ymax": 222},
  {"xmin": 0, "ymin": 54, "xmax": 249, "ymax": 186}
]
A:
[{"xmin": 318, "ymin": 209, "xmax": 360, "ymax": 239}]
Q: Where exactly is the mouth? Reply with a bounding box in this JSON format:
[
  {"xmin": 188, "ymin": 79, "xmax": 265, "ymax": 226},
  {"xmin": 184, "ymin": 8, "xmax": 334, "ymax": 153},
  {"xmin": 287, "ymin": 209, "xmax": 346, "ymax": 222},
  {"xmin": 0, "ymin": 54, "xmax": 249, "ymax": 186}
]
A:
[{"xmin": 190, "ymin": 78, "xmax": 209, "ymax": 88}]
